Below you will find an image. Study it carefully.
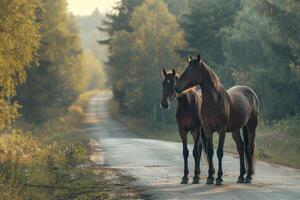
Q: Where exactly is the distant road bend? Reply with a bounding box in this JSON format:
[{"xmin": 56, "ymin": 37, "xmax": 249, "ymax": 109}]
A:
[{"xmin": 87, "ymin": 91, "xmax": 300, "ymax": 200}]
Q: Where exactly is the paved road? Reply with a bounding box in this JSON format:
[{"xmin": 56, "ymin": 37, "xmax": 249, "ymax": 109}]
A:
[{"xmin": 86, "ymin": 91, "xmax": 300, "ymax": 200}]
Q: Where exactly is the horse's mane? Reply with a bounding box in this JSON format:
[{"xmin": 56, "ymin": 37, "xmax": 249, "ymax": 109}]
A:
[
  {"xmin": 181, "ymin": 86, "xmax": 197, "ymax": 94},
  {"xmin": 201, "ymin": 61, "xmax": 222, "ymax": 92}
]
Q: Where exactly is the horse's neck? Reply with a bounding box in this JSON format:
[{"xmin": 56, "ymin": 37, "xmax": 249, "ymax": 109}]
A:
[
  {"xmin": 200, "ymin": 68, "xmax": 227, "ymax": 109},
  {"xmin": 202, "ymin": 84, "xmax": 221, "ymax": 105}
]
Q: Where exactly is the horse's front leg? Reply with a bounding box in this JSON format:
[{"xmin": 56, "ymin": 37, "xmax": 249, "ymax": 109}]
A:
[
  {"xmin": 191, "ymin": 128, "xmax": 201, "ymax": 184},
  {"xmin": 179, "ymin": 127, "xmax": 189, "ymax": 184},
  {"xmin": 206, "ymin": 132, "xmax": 215, "ymax": 185},
  {"xmin": 216, "ymin": 132, "xmax": 225, "ymax": 185}
]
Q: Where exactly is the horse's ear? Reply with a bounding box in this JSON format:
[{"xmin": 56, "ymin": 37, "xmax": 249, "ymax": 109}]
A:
[
  {"xmin": 188, "ymin": 55, "xmax": 192, "ymax": 62},
  {"xmin": 162, "ymin": 68, "xmax": 167, "ymax": 77},
  {"xmin": 200, "ymin": 60, "xmax": 205, "ymax": 68},
  {"xmin": 172, "ymin": 68, "xmax": 176, "ymax": 77},
  {"xmin": 197, "ymin": 54, "xmax": 201, "ymax": 62}
]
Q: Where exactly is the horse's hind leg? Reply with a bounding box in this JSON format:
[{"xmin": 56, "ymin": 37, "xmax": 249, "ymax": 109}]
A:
[
  {"xmin": 179, "ymin": 127, "xmax": 189, "ymax": 184},
  {"xmin": 191, "ymin": 128, "xmax": 201, "ymax": 184},
  {"xmin": 245, "ymin": 119, "xmax": 258, "ymax": 183},
  {"xmin": 216, "ymin": 132, "xmax": 225, "ymax": 185},
  {"xmin": 232, "ymin": 130, "xmax": 246, "ymax": 183}
]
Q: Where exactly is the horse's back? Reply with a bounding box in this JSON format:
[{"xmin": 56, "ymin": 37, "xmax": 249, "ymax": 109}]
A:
[
  {"xmin": 228, "ymin": 85, "xmax": 259, "ymax": 112},
  {"xmin": 176, "ymin": 89, "xmax": 202, "ymax": 130}
]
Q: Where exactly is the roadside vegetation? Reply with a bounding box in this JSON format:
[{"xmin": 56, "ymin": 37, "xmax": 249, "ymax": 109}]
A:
[
  {"xmin": 1, "ymin": 92, "xmax": 141, "ymax": 199},
  {"xmin": 0, "ymin": 104, "xmax": 94, "ymax": 199},
  {"xmin": 0, "ymin": 0, "xmax": 140, "ymax": 199}
]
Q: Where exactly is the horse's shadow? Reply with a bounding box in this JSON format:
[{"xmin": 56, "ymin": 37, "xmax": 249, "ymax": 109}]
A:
[{"xmin": 142, "ymin": 181, "xmax": 278, "ymax": 200}]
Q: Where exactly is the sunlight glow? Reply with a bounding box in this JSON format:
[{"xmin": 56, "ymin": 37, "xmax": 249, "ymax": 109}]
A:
[{"xmin": 67, "ymin": 0, "xmax": 119, "ymax": 16}]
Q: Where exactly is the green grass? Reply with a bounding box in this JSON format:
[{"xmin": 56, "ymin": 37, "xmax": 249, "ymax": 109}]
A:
[{"xmin": 110, "ymin": 99, "xmax": 300, "ymax": 169}]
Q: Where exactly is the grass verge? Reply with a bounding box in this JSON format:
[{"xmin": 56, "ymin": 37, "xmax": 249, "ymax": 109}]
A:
[
  {"xmin": 110, "ymin": 99, "xmax": 300, "ymax": 169},
  {"xmin": 0, "ymin": 90, "xmax": 141, "ymax": 200}
]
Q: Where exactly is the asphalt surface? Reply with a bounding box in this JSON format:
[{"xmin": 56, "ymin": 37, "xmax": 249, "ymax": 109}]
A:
[{"xmin": 86, "ymin": 91, "xmax": 300, "ymax": 200}]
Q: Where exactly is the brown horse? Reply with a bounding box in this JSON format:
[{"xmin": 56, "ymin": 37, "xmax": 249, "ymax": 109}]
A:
[
  {"xmin": 174, "ymin": 54, "xmax": 259, "ymax": 185},
  {"xmin": 161, "ymin": 68, "xmax": 207, "ymax": 184}
]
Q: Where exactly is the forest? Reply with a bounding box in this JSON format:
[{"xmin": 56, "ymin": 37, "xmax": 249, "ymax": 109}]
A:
[{"xmin": 104, "ymin": 0, "xmax": 300, "ymax": 122}]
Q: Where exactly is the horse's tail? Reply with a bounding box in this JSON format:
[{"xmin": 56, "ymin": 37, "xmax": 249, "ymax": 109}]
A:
[
  {"xmin": 243, "ymin": 126, "xmax": 250, "ymax": 173},
  {"xmin": 200, "ymin": 127, "xmax": 208, "ymax": 164}
]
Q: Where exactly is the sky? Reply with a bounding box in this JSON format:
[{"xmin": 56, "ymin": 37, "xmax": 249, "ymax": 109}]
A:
[{"xmin": 67, "ymin": 0, "xmax": 119, "ymax": 16}]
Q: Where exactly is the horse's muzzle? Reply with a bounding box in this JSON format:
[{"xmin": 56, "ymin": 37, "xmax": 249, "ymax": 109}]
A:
[{"xmin": 160, "ymin": 102, "xmax": 169, "ymax": 109}]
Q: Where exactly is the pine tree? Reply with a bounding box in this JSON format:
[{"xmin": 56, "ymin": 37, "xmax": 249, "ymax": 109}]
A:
[
  {"xmin": 259, "ymin": 0, "xmax": 300, "ymax": 76},
  {"xmin": 99, "ymin": 0, "xmax": 144, "ymax": 46},
  {"xmin": 98, "ymin": 0, "xmax": 145, "ymax": 105},
  {"xmin": 180, "ymin": 0, "xmax": 241, "ymax": 66}
]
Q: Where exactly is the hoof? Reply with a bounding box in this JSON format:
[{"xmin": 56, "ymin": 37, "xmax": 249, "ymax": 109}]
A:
[
  {"xmin": 206, "ymin": 177, "xmax": 214, "ymax": 185},
  {"xmin": 244, "ymin": 176, "xmax": 252, "ymax": 184},
  {"xmin": 237, "ymin": 176, "xmax": 245, "ymax": 183},
  {"xmin": 192, "ymin": 177, "xmax": 200, "ymax": 184},
  {"xmin": 215, "ymin": 178, "xmax": 223, "ymax": 186},
  {"xmin": 180, "ymin": 176, "xmax": 189, "ymax": 184}
]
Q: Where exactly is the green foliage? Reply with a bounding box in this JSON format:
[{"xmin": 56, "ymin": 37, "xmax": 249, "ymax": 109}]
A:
[
  {"xmin": 222, "ymin": 0, "xmax": 300, "ymax": 119},
  {"xmin": 0, "ymin": 0, "xmax": 105, "ymax": 126},
  {"xmin": 0, "ymin": 0, "xmax": 40, "ymax": 129},
  {"xmin": 259, "ymin": 0, "xmax": 300, "ymax": 71},
  {"xmin": 109, "ymin": 0, "xmax": 184, "ymax": 120},
  {"xmin": 16, "ymin": 0, "xmax": 102, "ymax": 123},
  {"xmin": 165, "ymin": 0, "xmax": 189, "ymax": 16},
  {"xmin": 243, "ymin": 116, "xmax": 300, "ymax": 168},
  {"xmin": 181, "ymin": 0, "xmax": 240, "ymax": 66},
  {"xmin": 0, "ymin": 91, "xmax": 106, "ymax": 199}
]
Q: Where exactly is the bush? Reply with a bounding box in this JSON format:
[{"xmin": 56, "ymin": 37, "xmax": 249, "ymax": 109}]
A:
[
  {"xmin": 0, "ymin": 124, "xmax": 91, "ymax": 199},
  {"xmin": 270, "ymin": 114, "xmax": 300, "ymax": 137}
]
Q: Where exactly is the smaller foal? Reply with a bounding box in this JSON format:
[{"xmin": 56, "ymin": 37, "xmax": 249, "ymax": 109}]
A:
[{"xmin": 160, "ymin": 68, "xmax": 206, "ymax": 184}]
